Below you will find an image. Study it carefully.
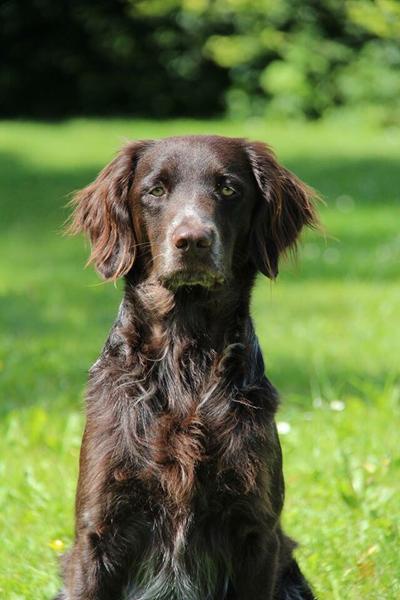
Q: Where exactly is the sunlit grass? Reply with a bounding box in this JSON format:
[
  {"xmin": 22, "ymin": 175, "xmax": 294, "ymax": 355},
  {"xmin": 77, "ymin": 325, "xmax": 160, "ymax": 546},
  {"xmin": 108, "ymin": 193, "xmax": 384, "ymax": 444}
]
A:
[{"xmin": 0, "ymin": 118, "xmax": 399, "ymax": 599}]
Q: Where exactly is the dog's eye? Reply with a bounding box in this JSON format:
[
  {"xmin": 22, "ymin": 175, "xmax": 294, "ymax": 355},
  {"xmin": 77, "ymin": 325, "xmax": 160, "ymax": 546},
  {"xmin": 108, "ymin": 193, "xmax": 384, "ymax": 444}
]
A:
[
  {"xmin": 149, "ymin": 185, "xmax": 165, "ymax": 197},
  {"xmin": 220, "ymin": 185, "xmax": 236, "ymax": 197}
]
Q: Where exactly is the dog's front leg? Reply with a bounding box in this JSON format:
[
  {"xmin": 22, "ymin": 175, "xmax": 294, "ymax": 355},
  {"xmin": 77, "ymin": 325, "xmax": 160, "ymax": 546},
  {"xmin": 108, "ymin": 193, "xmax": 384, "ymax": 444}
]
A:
[
  {"xmin": 229, "ymin": 531, "xmax": 280, "ymax": 600},
  {"xmin": 56, "ymin": 426, "xmax": 142, "ymax": 600},
  {"xmin": 59, "ymin": 527, "xmax": 127, "ymax": 600}
]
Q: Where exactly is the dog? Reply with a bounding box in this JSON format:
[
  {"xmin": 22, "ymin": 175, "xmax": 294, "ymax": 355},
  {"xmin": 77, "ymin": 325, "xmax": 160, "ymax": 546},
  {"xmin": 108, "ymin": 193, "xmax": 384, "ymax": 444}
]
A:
[{"xmin": 55, "ymin": 135, "xmax": 318, "ymax": 600}]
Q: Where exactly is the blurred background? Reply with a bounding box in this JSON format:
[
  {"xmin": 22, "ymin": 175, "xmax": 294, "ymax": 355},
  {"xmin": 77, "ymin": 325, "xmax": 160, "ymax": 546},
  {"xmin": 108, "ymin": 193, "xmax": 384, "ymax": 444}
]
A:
[
  {"xmin": 0, "ymin": 1, "xmax": 399, "ymax": 599},
  {"xmin": 2, "ymin": 0, "xmax": 400, "ymax": 123}
]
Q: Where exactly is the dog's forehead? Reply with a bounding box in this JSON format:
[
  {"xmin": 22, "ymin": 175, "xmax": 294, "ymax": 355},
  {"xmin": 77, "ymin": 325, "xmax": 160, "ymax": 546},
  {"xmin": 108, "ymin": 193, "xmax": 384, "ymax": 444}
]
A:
[{"xmin": 137, "ymin": 136, "xmax": 249, "ymax": 178}]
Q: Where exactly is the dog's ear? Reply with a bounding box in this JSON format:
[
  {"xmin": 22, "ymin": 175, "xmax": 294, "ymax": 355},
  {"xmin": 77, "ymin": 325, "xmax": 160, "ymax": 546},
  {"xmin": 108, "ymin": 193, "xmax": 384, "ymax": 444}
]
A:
[
  {"xmin": 68, "ymin": 141, "xmax": 149, "ymax": 280},
  {"xmin": 246, "ymin": 141, "xmax": 318, "ymax": 278}
]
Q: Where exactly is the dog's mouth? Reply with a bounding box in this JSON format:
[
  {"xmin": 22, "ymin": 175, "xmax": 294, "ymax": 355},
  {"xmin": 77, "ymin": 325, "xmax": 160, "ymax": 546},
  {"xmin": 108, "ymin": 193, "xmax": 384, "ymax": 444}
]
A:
[{"xmin": 161, "ymin": 270, "xmax": 225, "ymax": 291}]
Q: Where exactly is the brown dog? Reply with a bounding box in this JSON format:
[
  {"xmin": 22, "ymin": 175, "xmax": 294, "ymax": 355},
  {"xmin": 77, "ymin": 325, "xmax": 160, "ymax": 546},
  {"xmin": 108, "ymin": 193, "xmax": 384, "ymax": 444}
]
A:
[{"xmin": 55, "ymin": 136, "xmax": 318, "ymax": 600}]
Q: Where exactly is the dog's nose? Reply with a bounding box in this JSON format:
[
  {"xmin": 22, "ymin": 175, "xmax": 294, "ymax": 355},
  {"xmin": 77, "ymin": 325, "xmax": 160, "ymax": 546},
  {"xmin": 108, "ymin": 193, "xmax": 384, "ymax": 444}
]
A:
[{"xmin": 172, "ymin": 224, "xmax": 213, "ymax": 253}]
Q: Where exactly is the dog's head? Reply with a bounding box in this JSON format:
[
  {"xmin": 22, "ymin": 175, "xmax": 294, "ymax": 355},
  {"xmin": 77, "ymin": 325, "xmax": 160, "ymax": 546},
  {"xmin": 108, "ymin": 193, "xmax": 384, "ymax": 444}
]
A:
[{"xmin": 70, "ymin": 136, "xmax": 317, "ymax": 288}]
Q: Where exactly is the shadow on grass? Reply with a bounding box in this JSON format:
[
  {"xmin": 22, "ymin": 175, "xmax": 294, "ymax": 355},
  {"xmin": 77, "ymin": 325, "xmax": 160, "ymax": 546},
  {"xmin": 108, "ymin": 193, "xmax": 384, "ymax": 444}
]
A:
[
  {"xmin": 0, "ymin": 150, "xmax": 398, "ymax": 415},
  {"xmin": 285, "ymin": 156, "xmax": 400, "ymax": 205},
  {"xmin": 1, "ymin": 150, "xmax": 399, "ymax": 228}
]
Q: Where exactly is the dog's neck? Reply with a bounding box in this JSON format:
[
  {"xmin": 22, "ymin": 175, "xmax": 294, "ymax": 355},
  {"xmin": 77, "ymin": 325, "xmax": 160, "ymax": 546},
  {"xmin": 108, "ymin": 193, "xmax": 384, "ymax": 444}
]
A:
[
  {"xmin": 120, "ymin": 274, "xmax": 256, "ymax": 355},
  {"xmin": 100, "ymin": 275, "xmax": 266, "ymax": 415}
]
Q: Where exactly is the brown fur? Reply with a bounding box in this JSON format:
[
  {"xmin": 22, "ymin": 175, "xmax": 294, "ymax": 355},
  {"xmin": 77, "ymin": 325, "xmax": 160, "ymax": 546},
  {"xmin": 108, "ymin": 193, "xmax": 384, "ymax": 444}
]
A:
[{"xmin": 55, "ymin": 136, "xmax": 318, "ymax": 600}]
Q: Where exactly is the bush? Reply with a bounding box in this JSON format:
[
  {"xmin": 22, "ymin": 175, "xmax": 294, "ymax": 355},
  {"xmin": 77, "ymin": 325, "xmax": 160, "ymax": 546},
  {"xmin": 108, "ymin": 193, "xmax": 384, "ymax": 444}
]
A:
[{"xmin": 1, "ymin": 0, "xmax": 399, "ymax": 123}]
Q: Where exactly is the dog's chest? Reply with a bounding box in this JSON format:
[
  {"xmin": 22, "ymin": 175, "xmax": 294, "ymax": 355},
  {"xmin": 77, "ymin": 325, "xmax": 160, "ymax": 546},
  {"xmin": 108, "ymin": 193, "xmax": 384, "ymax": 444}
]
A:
[{"xmin": 137, "ymin": 384, "xmax": 265, "ymax": 507}]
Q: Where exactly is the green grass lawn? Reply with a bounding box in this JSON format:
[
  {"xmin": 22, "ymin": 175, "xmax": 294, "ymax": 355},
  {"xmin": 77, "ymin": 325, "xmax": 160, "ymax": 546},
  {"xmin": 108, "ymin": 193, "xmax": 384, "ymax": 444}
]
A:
[{"xmin": 0, "ymin": 118, "xmax": 399, "ymax": 599}]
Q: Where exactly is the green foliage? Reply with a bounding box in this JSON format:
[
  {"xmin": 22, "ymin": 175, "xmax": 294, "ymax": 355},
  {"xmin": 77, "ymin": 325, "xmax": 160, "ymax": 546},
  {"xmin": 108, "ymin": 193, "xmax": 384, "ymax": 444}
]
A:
[
  {"xmin": 0, "ymin": 118, "xmax": 399, "ymax": 597},
  {"xmin": 182, "ymin": 0, "xmax": 400, "ymax": 122},
  {"xmin": 1, "ymin": 0, "xmax": 399, "ymax": 122},
  {"xmin": 334, "ymin": 40, "xmax": 400, "ymax": 124}
]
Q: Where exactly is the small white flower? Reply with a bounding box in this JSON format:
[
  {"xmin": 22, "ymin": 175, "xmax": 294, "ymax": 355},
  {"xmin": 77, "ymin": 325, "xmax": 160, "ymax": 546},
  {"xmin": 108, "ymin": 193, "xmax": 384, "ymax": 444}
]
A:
[
  {"xmin": 330, "ymin": 400, "xmax": 345, "ymax": 412},
  {"xmin": 277, "ymin": 421, "xmax": 291, "ymax": 435}
]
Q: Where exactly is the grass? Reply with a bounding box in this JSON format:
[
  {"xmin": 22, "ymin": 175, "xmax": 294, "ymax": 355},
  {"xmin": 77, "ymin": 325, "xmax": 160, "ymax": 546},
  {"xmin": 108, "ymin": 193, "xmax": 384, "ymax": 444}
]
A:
[{"xmin": 0, "ymin": 118, "xmax": 399, "ymax": 599}]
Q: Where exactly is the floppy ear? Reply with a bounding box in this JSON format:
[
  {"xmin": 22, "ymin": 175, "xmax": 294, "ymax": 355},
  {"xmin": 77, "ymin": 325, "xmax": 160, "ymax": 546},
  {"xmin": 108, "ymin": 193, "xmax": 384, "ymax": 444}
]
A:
[
  {"xmin": 246, "ymin": 141, "xmax": 318, "ymax": 278},
  {"xmin": 68, "ymin": 141, "xmax": 149, "ymax": 280}
]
